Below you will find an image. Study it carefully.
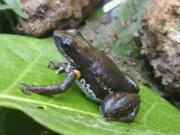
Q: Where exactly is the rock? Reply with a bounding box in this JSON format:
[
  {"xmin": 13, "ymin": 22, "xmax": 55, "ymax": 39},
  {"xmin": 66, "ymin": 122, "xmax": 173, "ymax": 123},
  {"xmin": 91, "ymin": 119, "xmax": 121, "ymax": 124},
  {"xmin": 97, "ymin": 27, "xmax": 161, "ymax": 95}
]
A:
[
  {"xmin": 135, "ymin": 0, "xmax": 180, "ymax": 100},
  {"xmin": 17, "ymin": 0, "xmax": 100, "ymax": 36}
]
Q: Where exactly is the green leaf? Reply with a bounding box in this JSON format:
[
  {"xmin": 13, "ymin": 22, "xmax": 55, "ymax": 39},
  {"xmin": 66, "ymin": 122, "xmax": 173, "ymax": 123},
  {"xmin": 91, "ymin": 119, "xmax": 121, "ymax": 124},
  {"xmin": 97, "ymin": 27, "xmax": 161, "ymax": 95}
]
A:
[
  {"xmin": 0, "ymin": 34, "xmax": 180, "ymax": 135},
  {"xmin": 0, "ymin": 4, "xmax": 11, "ymax": 10},
  {"xmin": 3, "ymin": 0, "xmax": 28, "ymax": 18}
]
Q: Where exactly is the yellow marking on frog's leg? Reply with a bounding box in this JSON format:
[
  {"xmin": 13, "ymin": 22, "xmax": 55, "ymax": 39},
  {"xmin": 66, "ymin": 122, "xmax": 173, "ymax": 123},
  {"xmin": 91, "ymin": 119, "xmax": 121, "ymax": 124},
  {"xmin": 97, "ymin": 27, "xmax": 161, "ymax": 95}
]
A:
[{"xmin": 74, "ymin": 70, "xmax": 81, "ymax": 80}]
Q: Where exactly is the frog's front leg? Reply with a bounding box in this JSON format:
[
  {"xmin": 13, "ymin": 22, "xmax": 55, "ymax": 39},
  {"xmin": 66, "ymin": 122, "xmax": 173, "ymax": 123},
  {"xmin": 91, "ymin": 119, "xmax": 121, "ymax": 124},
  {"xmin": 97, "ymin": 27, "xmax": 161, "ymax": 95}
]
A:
[
  {"xmin": 21, "ymin": 70, "xmax": 80, "ymax": 95},
  {"xmin": 48, "ymin": 61, "xmax": 69, "ymax": 74},
  {"xmin": 100, "ymin": 92, "xmax": 140, "ymax": 122}
]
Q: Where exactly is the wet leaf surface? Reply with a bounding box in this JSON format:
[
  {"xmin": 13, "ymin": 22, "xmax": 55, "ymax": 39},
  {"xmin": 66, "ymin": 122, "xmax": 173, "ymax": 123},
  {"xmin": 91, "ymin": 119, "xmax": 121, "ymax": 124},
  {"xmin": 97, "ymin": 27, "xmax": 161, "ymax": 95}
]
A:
[{"xmin": 0, "ymin": 35, "xmax": 180, "ymax": 135}]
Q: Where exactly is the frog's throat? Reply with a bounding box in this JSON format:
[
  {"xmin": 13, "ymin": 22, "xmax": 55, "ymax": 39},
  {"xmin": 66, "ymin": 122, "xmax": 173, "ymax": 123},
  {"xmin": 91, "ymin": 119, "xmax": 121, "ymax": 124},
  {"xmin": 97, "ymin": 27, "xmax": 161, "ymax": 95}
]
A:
[{"xmin": 60, "ymin": 51, "xmax": 76, "ymax": 67}]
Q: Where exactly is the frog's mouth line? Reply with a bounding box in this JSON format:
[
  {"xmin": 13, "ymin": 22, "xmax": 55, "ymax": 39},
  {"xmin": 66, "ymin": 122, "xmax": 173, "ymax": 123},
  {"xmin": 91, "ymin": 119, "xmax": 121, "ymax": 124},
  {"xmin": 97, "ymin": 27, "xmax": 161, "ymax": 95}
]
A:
[
  {"xmin": 58, "ymin": 48, "xmax": 76, "ymax": 67},
  {"xmin": 54, "ymin": 36, "xmax": 76, "ymax": 68},
  {"xmin": 64, "ymin": 54, "xmax": 76, "ymax": 67}
]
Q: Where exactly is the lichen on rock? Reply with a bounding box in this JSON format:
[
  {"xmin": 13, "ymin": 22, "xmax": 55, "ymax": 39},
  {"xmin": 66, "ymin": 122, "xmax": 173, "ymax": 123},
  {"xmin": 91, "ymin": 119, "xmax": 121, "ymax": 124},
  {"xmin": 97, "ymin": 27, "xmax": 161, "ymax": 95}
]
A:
[{"xmin": 135, "ymin": 0, "xmax": 180, "ymax": 100}]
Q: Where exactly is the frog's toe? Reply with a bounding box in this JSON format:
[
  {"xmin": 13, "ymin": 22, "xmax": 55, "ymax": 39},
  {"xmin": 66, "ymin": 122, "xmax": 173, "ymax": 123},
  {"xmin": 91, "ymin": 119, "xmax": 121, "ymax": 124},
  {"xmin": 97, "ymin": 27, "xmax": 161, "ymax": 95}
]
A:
[
  {"xmin": 100, "ymin": 92, "xmax": 141, "ymax": 122},
  {"xmin": 20, "ymin": 83, "xmax": 32, "ymax": 95},
  {"xmin": 55, "ymin": 66, "xmax": 64, "ymax": 74},
  {"xmin": 48, "ymin": 60, "xmax": 58, "ymax": 69}
]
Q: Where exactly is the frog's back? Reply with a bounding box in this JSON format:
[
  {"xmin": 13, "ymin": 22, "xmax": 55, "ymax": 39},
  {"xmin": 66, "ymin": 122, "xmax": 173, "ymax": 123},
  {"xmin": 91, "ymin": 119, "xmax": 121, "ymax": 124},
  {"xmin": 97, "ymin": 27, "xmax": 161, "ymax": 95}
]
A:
[{"xmin": 74, "ymin": 35, "xmax": 138, "ymax": 102}]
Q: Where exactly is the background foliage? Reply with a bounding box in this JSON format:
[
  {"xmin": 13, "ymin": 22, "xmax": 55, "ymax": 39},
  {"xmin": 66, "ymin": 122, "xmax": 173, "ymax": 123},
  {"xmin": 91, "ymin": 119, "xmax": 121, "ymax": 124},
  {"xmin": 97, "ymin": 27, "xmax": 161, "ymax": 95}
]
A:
[{"xmin": 0, "ymin": 0, "xmax": 28, "ymax": 18}]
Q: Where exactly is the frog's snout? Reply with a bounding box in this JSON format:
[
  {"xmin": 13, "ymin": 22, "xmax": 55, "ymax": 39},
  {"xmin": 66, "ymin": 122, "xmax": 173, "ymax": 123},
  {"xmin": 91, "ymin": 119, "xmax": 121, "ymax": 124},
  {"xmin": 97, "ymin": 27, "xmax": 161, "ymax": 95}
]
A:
[
  {"xmin": 101, "ymin": 92, "xmax": 141, "ymax": 122},
  {"xmin": 53, "ymin": 30, "xmax": 63, "ymax": 38}
]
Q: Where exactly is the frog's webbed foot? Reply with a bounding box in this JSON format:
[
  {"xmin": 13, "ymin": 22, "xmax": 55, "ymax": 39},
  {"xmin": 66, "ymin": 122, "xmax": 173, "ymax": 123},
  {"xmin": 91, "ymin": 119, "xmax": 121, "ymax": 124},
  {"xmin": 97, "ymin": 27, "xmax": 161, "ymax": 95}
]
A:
[
  {"xmin": 48, "ymin": 61, "xmax": 69, "ymax": 74},
  {"xmin": 20, "ymin": 70, "xmax": 79, "ymax": 95},
  {"xmin": 100, "ymin": 92, "xmax": 141, "ymax": 122}
]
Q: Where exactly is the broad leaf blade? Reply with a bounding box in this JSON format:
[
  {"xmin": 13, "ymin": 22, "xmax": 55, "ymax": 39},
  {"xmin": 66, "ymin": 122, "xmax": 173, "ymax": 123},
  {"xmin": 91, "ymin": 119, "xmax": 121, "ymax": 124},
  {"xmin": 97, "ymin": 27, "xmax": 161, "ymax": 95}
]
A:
[
  {"xmin": 0, "ymin": 4, "xmax": 10, "ymax": 10},
  {"xmin": 0, "ymin": 35, "xmax": 180, "ymax": 135},
  {"xmin": 3, "ymin": 0, "xmax": 28, "ymax": 18}
]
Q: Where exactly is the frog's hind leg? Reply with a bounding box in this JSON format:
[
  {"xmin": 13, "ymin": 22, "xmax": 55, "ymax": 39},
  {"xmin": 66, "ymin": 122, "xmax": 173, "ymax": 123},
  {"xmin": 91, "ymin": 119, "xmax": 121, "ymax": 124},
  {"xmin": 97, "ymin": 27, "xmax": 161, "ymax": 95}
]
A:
[
  {"xmin": 21, "ymin": 70, "xmax": 78, "ymax": 95},
  {"xmin": 100, "ymin": 92, "xmax": 140, "ymax": 122}
]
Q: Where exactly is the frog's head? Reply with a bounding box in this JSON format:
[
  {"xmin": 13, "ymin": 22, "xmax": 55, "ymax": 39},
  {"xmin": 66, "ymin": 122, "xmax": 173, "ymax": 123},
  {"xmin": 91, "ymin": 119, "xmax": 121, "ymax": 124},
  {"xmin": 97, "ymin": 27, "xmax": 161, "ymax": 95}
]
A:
[{"xmin": 53, "ymin": 29, "xmax": 82, "ymax": 66}]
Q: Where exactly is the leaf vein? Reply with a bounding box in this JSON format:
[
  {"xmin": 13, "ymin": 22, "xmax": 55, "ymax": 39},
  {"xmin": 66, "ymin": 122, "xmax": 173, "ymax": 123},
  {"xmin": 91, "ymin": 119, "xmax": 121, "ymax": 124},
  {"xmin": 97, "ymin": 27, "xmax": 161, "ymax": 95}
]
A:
[{"xmin": 3, "ymin": 53, "xmax": 43, "ymax": 94}]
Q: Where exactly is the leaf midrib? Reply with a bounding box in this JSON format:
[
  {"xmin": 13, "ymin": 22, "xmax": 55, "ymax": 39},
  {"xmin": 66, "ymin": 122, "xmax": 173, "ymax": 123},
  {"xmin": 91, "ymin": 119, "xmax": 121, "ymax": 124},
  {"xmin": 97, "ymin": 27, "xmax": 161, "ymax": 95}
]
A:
[{"xmin": 0, "ymin": 94, "xmax": 99, "ymax": 117}]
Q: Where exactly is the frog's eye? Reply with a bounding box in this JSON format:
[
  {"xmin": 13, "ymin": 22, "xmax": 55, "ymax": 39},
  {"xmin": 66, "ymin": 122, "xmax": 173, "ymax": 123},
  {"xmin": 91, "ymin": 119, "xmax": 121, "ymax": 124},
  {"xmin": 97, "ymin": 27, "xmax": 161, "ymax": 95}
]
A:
[{"xmin": 62, "ymin": 38, "xmax": 73, "ymax": 50}]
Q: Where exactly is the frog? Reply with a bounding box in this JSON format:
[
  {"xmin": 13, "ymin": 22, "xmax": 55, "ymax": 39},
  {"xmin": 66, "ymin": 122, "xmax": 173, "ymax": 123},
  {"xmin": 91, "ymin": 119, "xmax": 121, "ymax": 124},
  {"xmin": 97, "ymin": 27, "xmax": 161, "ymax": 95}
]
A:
[{"xmin": 21, "ymin": 29, "xmax": 141, "ymax": 122}]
